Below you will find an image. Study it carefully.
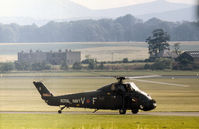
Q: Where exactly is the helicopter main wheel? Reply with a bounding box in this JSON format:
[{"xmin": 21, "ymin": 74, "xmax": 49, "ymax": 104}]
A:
[
  {"xmin": 119, "ymin": 109, "xmax": 126, "ymax": 114},
  {"xmin": 58, "ymin": 110, "xmax": 62, "ymax": 114},
  {"xmin": 58, "ymin": 105, "xmax": 66, "ymax": 114},
  {"xmin": 131, "ymin": 109, "xmax": 139, "ymax": 114}
]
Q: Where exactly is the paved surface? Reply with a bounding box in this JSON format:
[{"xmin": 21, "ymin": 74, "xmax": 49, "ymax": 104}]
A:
[
  {"xmin": 1, "ymin": 111, "xmax": 199, "ymax": 116},
  {"xmin": 0, "ymin": 75, "xmax": 198, "ymax": 79}
]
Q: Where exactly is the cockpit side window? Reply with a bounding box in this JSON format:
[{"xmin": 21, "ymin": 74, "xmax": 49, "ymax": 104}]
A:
[
  {"xmin": 111, "ymin": 84, "xmax": 116, "ymax": 91},
  {"xmin": 125, "ymin": 84, "xmax": 133, "ymax": 92}
]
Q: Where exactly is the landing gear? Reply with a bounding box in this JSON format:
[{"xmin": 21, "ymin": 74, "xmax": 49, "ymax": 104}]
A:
[
  {"xmin": 119, "ymin": 109, "xmax": 126, "ymax": 114},
  {"xmin": 131, "ymin": 109, "xmax": 139, "ymax": 114},
  {"xmin": 58, "ymin": 106, "xmax": 66, "ymax": 114},
  {"xmin": 58, "ymin": 110, "xmax": 62, "ymax": 114},
  {"xmin": 92, "ymin": 109, "xmax": 98, "ymax": 113}
]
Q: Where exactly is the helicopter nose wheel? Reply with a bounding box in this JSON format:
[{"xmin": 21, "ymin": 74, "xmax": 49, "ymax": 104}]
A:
[
  {"xmin": 58, "ymin": 106, "xmax": 66, "ymax": 114},
  {"xmin": 119, "ymin": 109, "xmax": 126, "ymax": 114}
]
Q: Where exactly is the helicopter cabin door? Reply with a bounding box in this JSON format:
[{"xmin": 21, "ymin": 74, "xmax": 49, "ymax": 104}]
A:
[{"xmin": 96, "ymin": 84, "xmax": 121, "ymax": 109}]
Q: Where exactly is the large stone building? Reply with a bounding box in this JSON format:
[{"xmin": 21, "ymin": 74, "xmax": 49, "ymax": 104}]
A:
[{"xmin": 18, "ymin": 49, "xmax": 81, "ymax": 65}]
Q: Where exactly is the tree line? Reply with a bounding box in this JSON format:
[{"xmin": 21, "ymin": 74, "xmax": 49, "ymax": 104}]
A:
[
  {"xmin": 0, "ymin": 57, "xmax": 198, "ymax": 73},
  {"xmin": 0, "ymin": 14, "xmax": 199, "ymax": 42},
  {"xmin": 0, "ymin": 59, "xmax": 125, "ymax": 72}
]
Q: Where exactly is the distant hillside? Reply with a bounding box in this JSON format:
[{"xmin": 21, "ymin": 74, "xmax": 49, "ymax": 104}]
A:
[
  {"xmin": 0, "ymin": 0, "xmax": 196, "ymax": 26},
  {"xmin": 138, "ymin": 6, "xmax": 196, "ymax": 22},
  {"xmin": 0, "ymin": 14, "xmax": 198, "ymax": 42},
  {"xmin": 95, "ymin": 0, "xmax": 193, "ymax": 19}
]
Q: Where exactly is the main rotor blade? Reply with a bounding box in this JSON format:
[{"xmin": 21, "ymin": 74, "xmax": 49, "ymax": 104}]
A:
[
  {"xmin": 127, "ymin": 75, "xmax": 162, "ymax": 79},
  {"xmin": 133, "ymin": 79, "xmax": 189, "ymax": 87}
]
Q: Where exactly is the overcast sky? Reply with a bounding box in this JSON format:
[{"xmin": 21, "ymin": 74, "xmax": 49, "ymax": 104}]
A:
[
  {"xmin": 0, "ymin": 0, "xmax": 196, "ymax": 17},
  {"xmin": 71, "ymin": 0, "xmax": 196, "ymax": 9}
]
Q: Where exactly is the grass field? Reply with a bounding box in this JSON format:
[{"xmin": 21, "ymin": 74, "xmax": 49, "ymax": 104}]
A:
[
  {"xmin": 0, "ymin": 71, "xmax": 199, "ymax": 111},
  {"xmin": 0, "ymin": 71, "xmax": 199, "ymax": 129},
  {"xmin": 0, "ymin": 41, "xmax": 199, "ymax": 62},
  {"xmin": 2, "ymin": 70, "xmax": 199, "ymax": 76},
  {"xmin": 78, "ymin": 46, "xmax": 148, "ymax": 61},
  {"xmin": 0, "ymin": 114, "xmax": 199, "ymax": 129}
]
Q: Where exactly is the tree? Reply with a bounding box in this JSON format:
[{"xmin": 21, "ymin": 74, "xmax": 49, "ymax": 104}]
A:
[
  {"xmin": 81, "ymin": 58, "xmax": 97, "ymax": 70},
  {"xmin": 15, "ymin": 61, "xmax": 31, "ymax": 71},
  {"xmin": 122, "ymin": 58, "xmax": 128, "ymax": 63},
  {"xmin": 72, "ymin": 62, "xmax": 82, "ymax": 70},
  {"xmin": 173, "ymin": 43, "xmax": 181, "ymax": 56},
  {"xmin": 174, "ymin": 53, "xmax": 194, "ymax": 70},
  {"xmin": 151, "ymin": 58, "xmax": 173, "ymax": 70},
  {"xmin": 31, "ymin": 62, "xmax": 51, "ymax": 71},
  {"xmin": 82, "ymin": 59, "xmax": 95, "ymax": 64},
  {"xmin": 146, "ymin": 29, "xmax": 170, "ymax": 60},
  {"xmin": 0, "ymin": 63, "xmax": 14, "ymax": 72},
  {"xmin": 88, "ymin": 59, "xmax": 97, "ymax": 70},
  {"xmin": 1, "ymin": 15, "xmax": 199, "ymax": 42},
  {"xmin": 60, "ymin": 62, "xmax": 68, "ymax": 70},
  {"xmin": 144, "ymin": 64, "xmax": 151, "ymax": 69},
  {"xmin": 98, "ymin": 62, "xmax": 104, "ymax": 70}
]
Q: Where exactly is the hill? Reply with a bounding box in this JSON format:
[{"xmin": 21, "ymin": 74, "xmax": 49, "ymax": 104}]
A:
[
  {"xmin": 0, "ymin": 0, "xmax": 196, "ymax": 26},
  {"xmin": 138, "ymin": 7, "xmax": 196, "ymax": 21},
  {"xmin": 95, "ymin": 0, "xmax": 194, "ymax": 20},
  {"xmin": 0, "ymin": 14, "xmax": 198, "ymax": 42}
]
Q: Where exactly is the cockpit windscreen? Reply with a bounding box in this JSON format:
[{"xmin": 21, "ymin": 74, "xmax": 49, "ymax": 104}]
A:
[{"xmin": 125, "ymin": 82, "xmax": 140, "ymax": 91}]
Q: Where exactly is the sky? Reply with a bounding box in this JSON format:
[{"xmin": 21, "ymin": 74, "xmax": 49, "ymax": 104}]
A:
[
  {"xmin": 0, "ymin": 0, "xmax": 196, "ymax": 17},
  {"xmin": 71, "ymin": 0, "xmax": 196, "ymax": 9}
]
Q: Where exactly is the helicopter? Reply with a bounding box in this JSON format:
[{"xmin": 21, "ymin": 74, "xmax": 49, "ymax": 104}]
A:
[{"xmin": 33, "ymin": 76, "xmax": 159, "ymax": 114}]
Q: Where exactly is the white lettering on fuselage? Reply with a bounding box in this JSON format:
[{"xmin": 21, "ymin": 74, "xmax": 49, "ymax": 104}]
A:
[
  {"xmin": 60, "ymin": 99, "xmax": 71, "ymax": 104},
  {"xmin": 81, "ymin": 97, "xmax": 85, "ymax": 104},
  {"xmin": 92, "ymin": 97, "xmax": 97, "ymax": 104},
  {"xmin": 71, "ymin": 97, "xmax": 86, "ymax": 104},
  {"xmin": 72, "ymin": 99, "xmax": 80, "ymax": 103},
  {"xmin": 60, "ymin": 97, "xmax": 87, "ymax": 104}
]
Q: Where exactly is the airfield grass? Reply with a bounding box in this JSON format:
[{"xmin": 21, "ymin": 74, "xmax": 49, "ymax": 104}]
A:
[
  {"xmin": 1, "ymin": 114, "xmax": 199, "ymax": 129},
  {"xmin": 0, "ymin": 71, "xmax": 199, "ymax": 111},
  {"xmin": 1, "ymin": 41, "xmax": 199, "ymax": 62},
  {"xmin": 2, "ymin": 70, "xmax": 199, "ymax": 76},
  {"xmin": 0, "ymin": 71, "xmax": 199, "ymax": 129}
]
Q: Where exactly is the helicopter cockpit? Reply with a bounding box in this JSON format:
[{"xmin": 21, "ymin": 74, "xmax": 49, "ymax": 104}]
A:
[
  {"xmin": 97, "ymin": 82, "xmax": 141, "ymax": 93},
  {"xmin": 126, "ymin": 82, "xmax": 153, "ymax": 100},
  {"xmin": 124, "ymin": 82, "xmax": 140, "ymax": 92},
  {"xmin": 124, "ymin": 82, "xmax": 153, "ymax": 101}
]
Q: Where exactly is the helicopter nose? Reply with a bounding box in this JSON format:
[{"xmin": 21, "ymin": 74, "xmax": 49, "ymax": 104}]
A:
[
  {"xmin": 151, "ymin": 99, "xmax": 156, "ymax": 109},
  {"xmin": 141, "ymin": 99, "xmax": 156, "ymax": 111}
]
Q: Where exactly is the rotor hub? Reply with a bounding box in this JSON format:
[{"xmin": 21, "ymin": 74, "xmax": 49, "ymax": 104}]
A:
[{"xmin": 116, "ymin": 76, "xmax": 126, "ymax": 84}]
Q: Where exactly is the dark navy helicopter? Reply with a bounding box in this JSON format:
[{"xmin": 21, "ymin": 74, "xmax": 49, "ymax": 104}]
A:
[{"xmin": 33, "ymin": 76, "xmax": 158, "ymax": 114}]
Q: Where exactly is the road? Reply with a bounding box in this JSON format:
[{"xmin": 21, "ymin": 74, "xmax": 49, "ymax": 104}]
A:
[
  {"xmin": 1, "ymin": 111, "xmax": 199, "ymax": 116},
  {"xmin": 0, "ymin": 75, "xmax": 198, "ymax": 79}
]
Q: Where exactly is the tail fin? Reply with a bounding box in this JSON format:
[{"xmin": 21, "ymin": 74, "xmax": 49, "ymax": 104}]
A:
[{"xmin": 33, "ymin": 81, "xmax": 53, "ymax": 99}]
